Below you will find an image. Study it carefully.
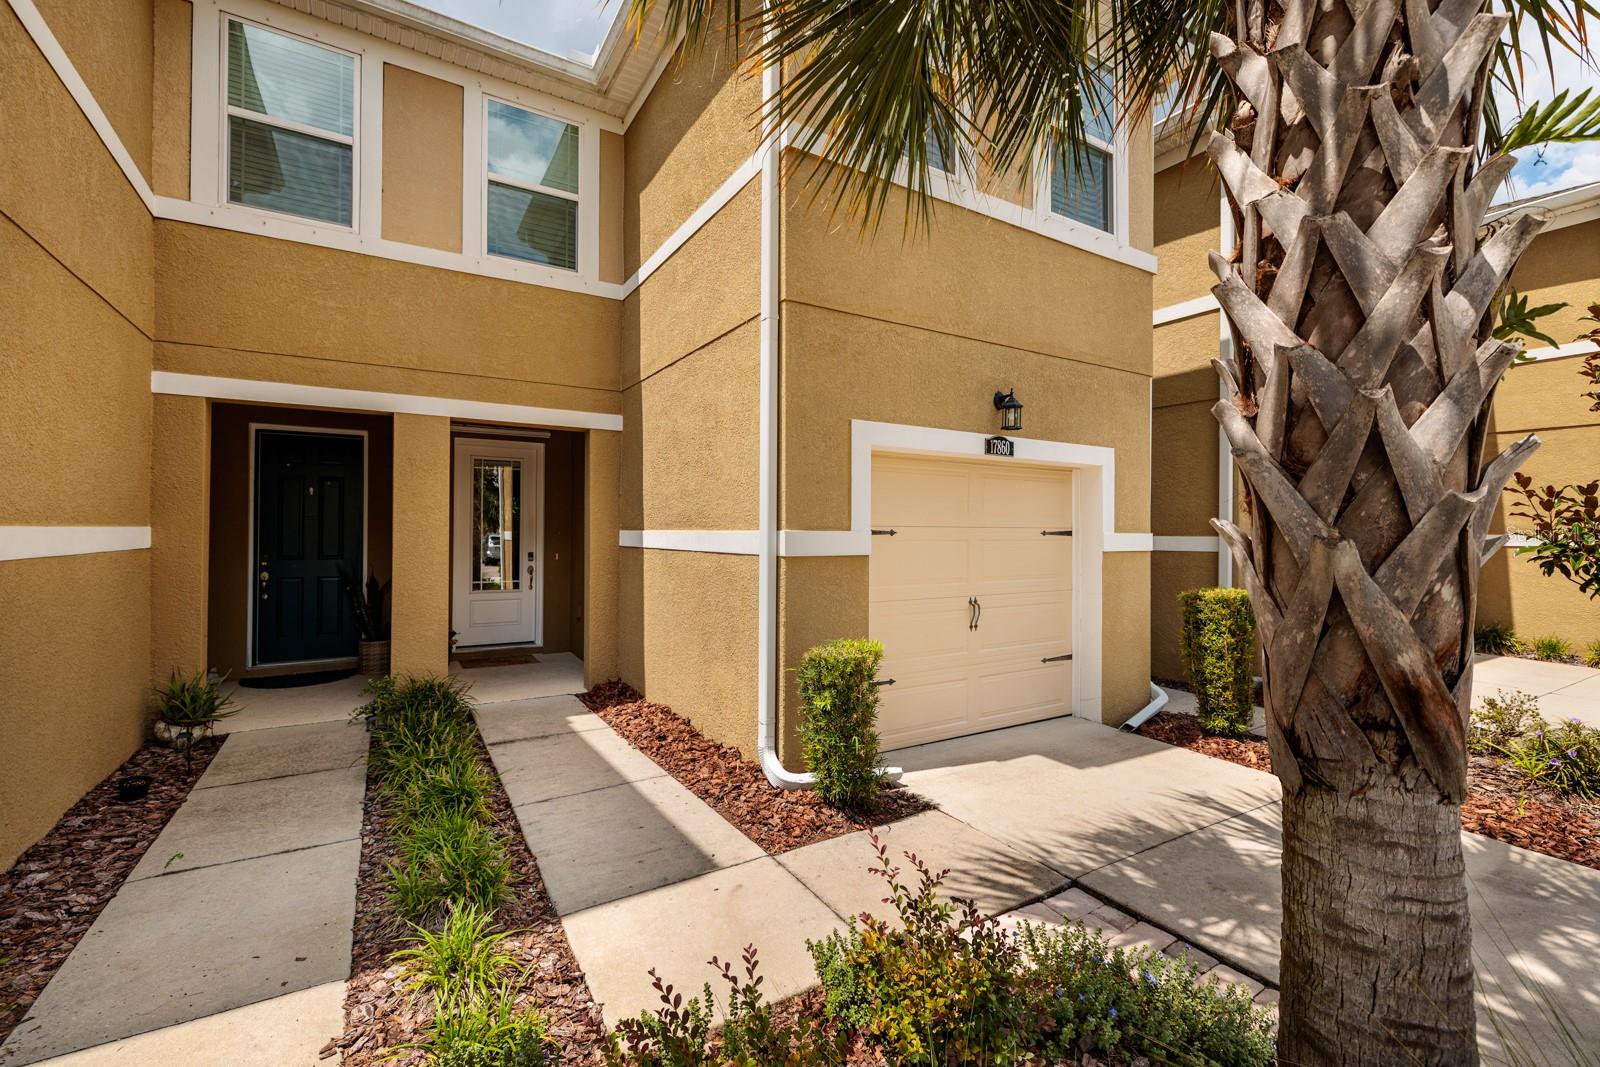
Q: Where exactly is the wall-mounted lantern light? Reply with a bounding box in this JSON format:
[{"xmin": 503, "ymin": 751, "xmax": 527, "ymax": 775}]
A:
[{"xmin": 993, "ymin": 389, "xmax": 1023, "ymax": 433}]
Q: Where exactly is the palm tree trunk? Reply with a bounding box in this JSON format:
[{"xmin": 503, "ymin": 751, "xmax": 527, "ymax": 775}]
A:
[{"xmin": 1207, "ymin": 0, "xmax": 1544, "ymax": 1061}]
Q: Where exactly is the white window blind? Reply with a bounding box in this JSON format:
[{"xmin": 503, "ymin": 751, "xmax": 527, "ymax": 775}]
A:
[
  {"xmin": 1051, "ymin": 71, "xmax": 1117, "ymax": 234},
  {"xmin": 225, "ymin": 19, "xmax": 355, "ymax": 226},
  {"xmin": 485, "ymin": 99, "xmax": 579, "ymax": 271}
]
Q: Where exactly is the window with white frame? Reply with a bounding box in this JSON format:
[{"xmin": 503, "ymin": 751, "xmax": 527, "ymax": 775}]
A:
[
  {"xmin": 224, "ymin": 18, "xmax": 355, "ymax": 226},
  {"xmin": 485, "ymin": 99, "xmax": 580, "ymax": 271},
  {"xmin": 1050, "ymin": 71, "xmax": 1117, "ymax": 234}
]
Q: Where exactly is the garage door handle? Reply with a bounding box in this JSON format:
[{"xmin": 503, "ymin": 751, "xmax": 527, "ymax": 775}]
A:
[
  {"xmin": 974, "ymin": 597, "xmax": 982, "ymax": 630},
  {"xmin": 1042, "ymin": 653, "xmax": 1073, "ymax": 663}
]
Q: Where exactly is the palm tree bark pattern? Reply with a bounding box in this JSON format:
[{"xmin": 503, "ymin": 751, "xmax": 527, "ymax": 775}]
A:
[{"xmin": 1208, "ymin": 0, "xmax": 1544, "ymax": 1062}]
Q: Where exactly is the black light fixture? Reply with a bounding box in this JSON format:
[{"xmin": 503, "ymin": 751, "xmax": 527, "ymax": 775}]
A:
[{"xmin": 993, "ymin": 389, "xmax": 1023, "ymax": 432}]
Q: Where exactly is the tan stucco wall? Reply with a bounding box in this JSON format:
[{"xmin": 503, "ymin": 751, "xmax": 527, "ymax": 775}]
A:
[
  {"xmin": 2, "ymin": 4, "xmax": 156, "ymax": 869},
  {"xmin": 1152, "ymin": 399, "xmax": 1220, "ymax": 537},
  {"xmin": 584, "ymin": 429, "xmax": 622, "ymax": 685},
  {"xmin": 778, "ymin": 302, "xmax": 1152, "ymax": 534},
  {"xmin": 1101, "ymin": 551, "xmax": 1154, "ymax": 722},
  {"xmin": 1506, "ymin": 218, "xmax": 1600, "ymax": 343},
  {"xmin": 151, "ymin": 0, "xmax": 191, "ymax": 198},
  {"xmin": 1151, "ymin": 551, "xmax": 1218, "ymax": 681},
  {"xmin": 381, "ymin": 63, "xmax": 464, "ymax": 253},
  {"xmin": 205, "ymin": 406, "xmax": 395, "ymax": 676},
  {"xmin": 618, "ymin": 549, "xmax": 760, "ymax": 755},
  {"xmin": 153, "ymin": 222, "xmax": 622, "ymax": 414},
  {"xmin": 1152, "ymin": 161, "xmax": 1220, "ymax": 309},
  {"xmin": 150, "ymin": 394, "xmax": 210, "ymax": 684},
  {"xmin": 599, "ymin": 130, "xmax": 626, "ymax": 285},
  {"xmin": 0, "ymin": 553, "xmax": 152, "ymax": 870},
  {"xmin": 34, "ymin": 0, "xmax": 154, "ymax": 180},
  {"xmin": 623, "ymin": 38, "xmax": 759, "ymax": 274},
  {"xmin": 776, "ymin": 555, "xmax": 870, "ymax": 770},
  {"xmin": 1154, "ymin": 310, "xmax": 1223, "ymax": 394},
  {"xmin": 391, "ymin": 414, "xmax": 451, "ymax": 676}
]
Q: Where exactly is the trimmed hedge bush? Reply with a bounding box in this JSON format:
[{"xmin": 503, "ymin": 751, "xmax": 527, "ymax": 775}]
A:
[
  {"xmin": 795, "ymin": 638, "xmax": 886, "ymax": 811},
  {"xmin": 1177, "ymin": 588, "xmax": 1257, "ymax": 737}
]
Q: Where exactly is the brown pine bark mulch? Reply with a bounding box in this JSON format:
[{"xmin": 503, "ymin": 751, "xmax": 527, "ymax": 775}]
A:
[
  {"xmin": 331, "ymin": 734, "xmax": 607, "ymax": 1065},
  {"xmin": 1137, "ymin": 711, "xmax": 1600, "ymax": 871},
  {"xmin": 0, "ymin": 737, "xmax": 224, "ymax": 1042},
  {"xmin": 579, "ymin": 681, "xmax": 934, "ymax": 855}
]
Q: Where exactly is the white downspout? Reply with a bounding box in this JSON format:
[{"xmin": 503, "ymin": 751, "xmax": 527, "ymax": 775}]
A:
[
  {"xmin": 1216, "ymin": 190, "xmax": 1236, "ymax": 589},
  {"xmin": 1120, "ymin": 682, "xmax": 1171, "ymax": 732},
  {"xmin": 755, "ymin": 52, "xmax": 812, "ymax": 789}
]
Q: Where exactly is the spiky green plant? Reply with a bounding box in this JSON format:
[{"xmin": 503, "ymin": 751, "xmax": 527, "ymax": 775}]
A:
[{"xmin": 1532, "ymin": 634, "xmax": 1574, "ymax": 662}]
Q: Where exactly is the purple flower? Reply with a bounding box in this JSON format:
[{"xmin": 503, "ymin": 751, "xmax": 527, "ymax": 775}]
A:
[
  {"xmin": 1569, "ymin": 750, "xmax": 1580, "ymax": 758},
  {"xmin": 1569, "ymin": 718, "xmax": 1584, "ymax": 725},
  {"xmin": 1549, "ymin": 758, "xmax": 1564, "ymax": 767}
]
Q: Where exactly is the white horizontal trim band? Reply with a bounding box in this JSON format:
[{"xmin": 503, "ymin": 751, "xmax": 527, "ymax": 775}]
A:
[
  {"xmin": 1153, "ymin": 535, "xmax": 1222, "ymax": 552},
  {"xmin": 150, "ymin": 372, "xmax": 624, "ymax": 431},
  {"xmin": 1514, "ymin": 339, "xmax": 1599, "ymax": 364},
  {"xmin": 619, "ymin": 530, "xmax": 759, "ymax": 554},
  {"xmin": 1152, "ymin": 295, "xmax": 1219, "ymax": 326},
  {"xmin": 621, "ymin": 154, "xmax": 763, "ymax": 297},
  {"xmin": 0, "ymin": 525, "xmax": 152, "ymax": 561}
]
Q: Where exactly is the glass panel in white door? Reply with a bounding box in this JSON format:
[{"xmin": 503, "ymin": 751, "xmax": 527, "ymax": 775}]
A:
[{"xmin": 452, "ymin": 439, "xmax": 543, "ymax": 648}]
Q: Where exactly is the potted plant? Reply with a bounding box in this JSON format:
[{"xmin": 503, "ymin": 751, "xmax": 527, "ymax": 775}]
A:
[
  {"xmin": 153, "ymin": 669, "xmax": 238, "ymax": 758},
  {"xmin": 343, "ymin": 567, "xmax": 392, "ymax": 676}
]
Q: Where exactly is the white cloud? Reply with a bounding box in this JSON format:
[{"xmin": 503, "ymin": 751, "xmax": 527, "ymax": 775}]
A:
[
  {"xmin": 414, "ymin": 0, "xmax": 622, "ymax": 62},
  {"xmin": 1491, "ymin": 36, "xmax": 1600, "ymax": 203}
]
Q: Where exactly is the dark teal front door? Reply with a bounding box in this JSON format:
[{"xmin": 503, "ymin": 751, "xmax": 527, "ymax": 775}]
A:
[{"xmin": 253, "ymin": 429, "xmax": 364, "ymax": 665}]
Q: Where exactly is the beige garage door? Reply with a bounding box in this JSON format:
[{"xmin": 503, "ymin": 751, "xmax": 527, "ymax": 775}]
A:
[{"xmin": 869, "ymin": 454, "xmax": 1074, "ymax": 750}]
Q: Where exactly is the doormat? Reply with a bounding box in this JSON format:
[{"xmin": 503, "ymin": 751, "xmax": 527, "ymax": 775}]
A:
[
  {"xmin": 453, "ymin": 647, "xmax": 539, "ymax": 668},
  {"xmin": 238, "ymin": 668, "xmax": 359, "ymax": 689}
]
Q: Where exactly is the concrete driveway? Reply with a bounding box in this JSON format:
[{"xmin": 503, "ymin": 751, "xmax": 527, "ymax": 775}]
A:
[{"xmin": 891, "ymin": 715, "xmax": 1600, "ymax": 1057}]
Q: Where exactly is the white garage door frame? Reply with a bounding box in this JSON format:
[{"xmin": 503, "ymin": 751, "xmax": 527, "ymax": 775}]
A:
[{"xmin": 778, "ymin": 419, "xmax": 1151, "ymax": 725}]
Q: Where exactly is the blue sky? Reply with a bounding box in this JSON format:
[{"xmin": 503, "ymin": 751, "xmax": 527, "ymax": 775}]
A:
[
  {"xmin": 1495, "ymin": 42, "xmax": 1600, "ymax": 202},
  {"xmin": 415, "ymin": 0, "xmax": 621, "ymax": 60}
]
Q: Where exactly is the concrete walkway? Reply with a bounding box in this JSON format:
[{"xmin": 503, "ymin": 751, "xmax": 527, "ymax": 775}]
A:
[
  {"xmin": 0, "ymin": 719, "xmax": 369, "ymax": 1065},
  {"xmin": 1473, "ymin": 653, "xmax": 1600, "ymax": 728}
]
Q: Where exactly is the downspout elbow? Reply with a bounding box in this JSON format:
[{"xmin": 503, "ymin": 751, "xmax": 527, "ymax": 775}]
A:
[{"xmin": 1120, "ymin": 682, "xmax": 1170, "ymax": 732}]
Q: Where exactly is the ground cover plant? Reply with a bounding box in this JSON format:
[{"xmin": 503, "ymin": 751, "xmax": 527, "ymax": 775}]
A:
[
  {"xmin": 1139, "ymin": 710, "xmax": 1600, "ymax": 870},
  {"xmin": 1531, "ymin": 635, "xmax": 1576, "ymax": 663},
  {"xmin": 1470, "ymin": 690, "xmax": 1600, "ymax": 803},
  {"xmin": 606, "ymin": 833, "xmax": 1275, "ymax": 1066},
  {"xmin": 1175, "ymin": 590, "xmax": 1256, "ymax": 737},
  {"xmin": 794, "ymin": 639, "xmax": 886, "ymax": 811},
  {"xmin": 578, "ymin": 681, "xmax": 930, "ymax": 854},
  {"xmin": 333, "ymin": 675, "xmax": 604, "ymax": 1066},
  {"xmin": 0, "ymin": 739, "xmax": 222, "ymax": 1042},
  {"xmin": 1476, "ymin": 622, "xmax": 1528, "ymax": 657}
]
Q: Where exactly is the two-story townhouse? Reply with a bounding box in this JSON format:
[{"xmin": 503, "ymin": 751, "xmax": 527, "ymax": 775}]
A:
[
  {"xmin": 1147, "ymin": 126, "xmax": 1600, "ymax": 682},
  {"xmin": 1, "ymin": 0, "xmax": 1158, "ymax": 867}
]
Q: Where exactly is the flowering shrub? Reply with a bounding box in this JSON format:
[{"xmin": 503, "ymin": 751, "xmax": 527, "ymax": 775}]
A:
[
  {"xmin": 807, "ymin": 834, "xmax": 1028, "ymax": 1064},
  {"xmin": 1468, "ymin": 691, "xmax": 1546, "ymax": 756},
  {"xmin": 1470, "ymin": 691, "xmax": 1600, "ymax": 800}
]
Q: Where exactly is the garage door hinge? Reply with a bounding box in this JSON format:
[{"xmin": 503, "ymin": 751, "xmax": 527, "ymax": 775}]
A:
[
  {"xmin": 1041, "ymin": 529, "xmax": 1073, "ymax": 536},
  {"xmin": 872, "ymin": 528, "xmax": 897, "ymax": 536},
  {"xmin": 871, "ymin": 677, "xmax": 896, "ymax": 687},
  {"xmin": 1041, "ymin": 653, "xmax": 1073, "ymax": 663}
]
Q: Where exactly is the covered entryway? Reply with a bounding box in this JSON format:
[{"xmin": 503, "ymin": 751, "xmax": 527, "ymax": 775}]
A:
[{"xmin": 869, "ymin": 454, "xmax": 1074, "ymax": 749}]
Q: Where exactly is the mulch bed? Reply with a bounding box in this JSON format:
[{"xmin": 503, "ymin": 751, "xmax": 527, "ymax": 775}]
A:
[
  {"xmin": 578, "ymin": 681, "xmax": 934, "ymax": 855},
  {"xmin": 1137, "ymin": 711, "xmax": 1600, "ymax": 871},
  {"xmin": 331, "ymin": 734, "xmax": 607, "ymax": 1065},
  {"xmin": 0, "ymin": 737, "xmax": 223, "ymax": 1041}
]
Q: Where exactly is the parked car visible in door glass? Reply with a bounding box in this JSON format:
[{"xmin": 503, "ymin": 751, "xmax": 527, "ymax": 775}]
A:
[{"xmin": 482, "ymin": 534, "xmax": 502, "ymax": 565}]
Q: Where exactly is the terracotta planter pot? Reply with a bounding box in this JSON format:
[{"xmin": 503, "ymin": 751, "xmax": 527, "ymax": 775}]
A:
[{"xmin": 358, "ymin": 639, "xmax": 391, "ymax": 676}]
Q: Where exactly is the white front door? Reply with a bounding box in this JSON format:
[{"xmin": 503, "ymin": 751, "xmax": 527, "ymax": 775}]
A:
[{"xmin": 452, "ymin": 438, "xmax": 543, "ymax": 648}]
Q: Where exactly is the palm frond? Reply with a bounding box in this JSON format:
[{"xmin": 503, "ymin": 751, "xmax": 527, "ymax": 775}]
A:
[
  {"xmin": 1494, "ymin": 290, "xmax": 1570, "ymax": 350},
  {"xmin": 1496, "ymin": 87, "xmax": 1600, "ymax": 155}
]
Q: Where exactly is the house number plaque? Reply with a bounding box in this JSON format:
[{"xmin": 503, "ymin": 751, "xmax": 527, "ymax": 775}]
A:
[{"xmin": 984, "ymin": 435, "xmax": 1015, "ymax": 457}]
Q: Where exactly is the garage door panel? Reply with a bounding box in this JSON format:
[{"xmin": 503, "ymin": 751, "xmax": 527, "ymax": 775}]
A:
[
  {"xmin": 973, "ymin": 593, "xmax": 1073, "ymax": 657},
  {"xmin": 973, "ymin": 533, "xmax": 1071, "ymax": 590},
  {"xmin": 877, "ymin": 676, "xmax": 969, "ymax": 748},
  {"xmin": 973, "ymin": 661, "xmax": 1073, "ymax": 728},
  {"xmin": 873, "ymin": 462, "xmax": 976, "ymax": 526},
  {"xmin": 875, "ymin": 597, "xmax": 972, "ymax": 663},
  {"xmin": 869, "ymin": 533, "xmax": 969, "ymax": 600},
  {"xmin": 978, "ymin": 470, "xmax": 1073, "ymax": 528}
]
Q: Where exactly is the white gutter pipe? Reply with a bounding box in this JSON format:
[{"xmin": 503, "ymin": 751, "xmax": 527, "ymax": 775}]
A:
[{"xmin": 1119, "ymin": 682, "xmax": 1171, "ymax": 732}]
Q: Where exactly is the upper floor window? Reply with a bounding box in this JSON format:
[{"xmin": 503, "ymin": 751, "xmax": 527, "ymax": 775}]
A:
[
  {"xmin": 485, "ymin": 99, "xmax": 579, "ymax": 271},
  {"xmin": 1050, "ymin": 72, "xmax": 1117, "ymax": 234},
  {"xmin": 225, "ymin": 18, "xmax": 356, "ymax": 226}
]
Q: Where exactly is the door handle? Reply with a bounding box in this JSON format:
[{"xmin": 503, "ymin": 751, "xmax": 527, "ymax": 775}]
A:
[
  {"xmin": 968, "ymin": 596, "xmax": 976, "ymax": 631},
  {"xmin": 974, "ymin": 597, "xmax": 982, "ymax": 630}
]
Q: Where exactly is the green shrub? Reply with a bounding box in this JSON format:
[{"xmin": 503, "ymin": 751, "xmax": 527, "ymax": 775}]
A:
[
  {"xmin": 428, "ymin": 985, "xmax": 556, "ymax": 1067},
  {"xmin": 794, "ymin": 639, "xmax": 886, "ymax": 811},
  {"xmin": 1586, "ymin": 639, "xmax": 1600, "ymax": 670},
  {"xmin": 394, "ymin": 905, "xmax": 515, "ymax": 1001},
  {"xmin": 386, "ymin": 811, "xmax": 512, "ymax": 924},
  {"xmin": 152, "ymin": 669, "xmax": 239, "ymax": 728},
  {"xmin": 1468, "ymin": 691, "xmax": 1545, "ymax": 757},
  {"xmin": 1176, "ymin": 589, "xmax": 1257, "ymax": 737},
  {"xmin": 806, "ymin": 832, "xmax": 1027, "ymax": 1064},
  {"xmin": 1531, "ymin": 634, "xmax": 1574, "ymax": 661},
  {"xmin": 391, "ymin": 750, "xmax": 495, "ymax": 828},
  {"xmin": 1019, "ymin": 923, "xmax": 1274, "ymax": 1066},
  {"xmin": 607, "ymin": 946, "xmax": 845, "ymax": 1066},
  {"xmin": 1474, "ymin": 621, "xmax": 1526, "ymax": 656}
]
